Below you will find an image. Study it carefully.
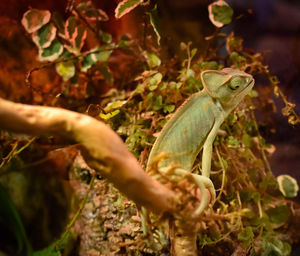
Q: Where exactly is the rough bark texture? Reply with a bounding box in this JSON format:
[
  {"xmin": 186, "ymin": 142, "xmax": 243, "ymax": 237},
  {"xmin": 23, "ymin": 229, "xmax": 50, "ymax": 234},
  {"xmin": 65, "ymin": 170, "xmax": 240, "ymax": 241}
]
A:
[{"xmin": 0, "ymin": 97, "xmax": 179, "ymax": 214}]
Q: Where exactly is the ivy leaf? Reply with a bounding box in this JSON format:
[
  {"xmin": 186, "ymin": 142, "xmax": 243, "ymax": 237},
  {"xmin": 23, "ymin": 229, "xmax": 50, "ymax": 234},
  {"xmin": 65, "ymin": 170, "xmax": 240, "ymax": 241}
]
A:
[
  {"xmin": 38, "ymin": 40, "xmax": 63, "ymax": 62},
  {"xmin": 55, "ymin": 61, "xmax": 75, "ymax": 81},
  {"xmin": 64, "ymin": 17, "xmax": 87, "ymax": 54},
  {"xmin": 76, "ymin": 2, "xmax": 109, "ymax": 21},
  {"xmin": 277, "ymin": 175, "xmax": 299, "ymax": 198},
  {"xmin": 21, "ymin": 9, "xmax": 51, "ymax": 33},
  {"xmin": 115, "ymin": 0, "xmax": 143, "ymax": 19},
  {"xmin": 208, "ymin": 0, "xmax": 233, "ymax": 28},
  {"xmin": 32, "ymin": 23, "xmax": 57, "ymax": 48},
  {"xmin": 81, "ymin": 47, "xmax": 112, "ymax": 72}
]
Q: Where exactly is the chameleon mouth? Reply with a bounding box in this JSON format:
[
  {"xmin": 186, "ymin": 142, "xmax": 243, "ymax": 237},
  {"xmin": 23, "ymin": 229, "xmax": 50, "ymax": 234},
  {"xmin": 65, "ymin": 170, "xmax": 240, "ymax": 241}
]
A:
[
  {"xmin": 227, "ymin": 77, "xmax": 255, "ymax": 105},
  {"xmin": 238, "ymin": 77, "xmax": 254, "ymax": 95}
]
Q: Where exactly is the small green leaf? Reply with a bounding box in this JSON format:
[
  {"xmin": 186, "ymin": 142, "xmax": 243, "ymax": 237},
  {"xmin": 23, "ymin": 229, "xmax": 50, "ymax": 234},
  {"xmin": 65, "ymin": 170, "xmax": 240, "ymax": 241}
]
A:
[
  {"xmin": 195, "ymin": 61, "xmax": 219, "ymax": 70},
  {"xmin": 81, "ymin": 54, "xmax": 96, "ymax": 72},
  {"xmin": 118, "ymin": 34, "xmax": 132, "ymax": 47},
  {"xmin": 145, "ymin": 52, "xmax": 161, "ymax": 69},
  {"xmin": 149, "ymin": 73, "xmax": 163, "ymax": 90},
  {"xmin": 277, "ymin": 175, "xmax": 299, "ymax": 198},
  {"xmin": 55, "ymin": 61, "xmax": 75, "ymax": 81},
  {"xmin": 249, "ymin": 89, "xmax": 258, "ymax": 98},
  {"xmin": 115, "ymin": 0, "xmax": 143, "ymax": 19},
  {"xmin": 153, "ymin": 95, "xmax": 163, "ymax": 111},
  {"xmin": 100, "ymin": 31, "xmax": 112, "ymax": 43},
  {"xmin": 227, "ymin": 135, "xmax": 239, "ymax": 148},
  {"xmin": 38, "ymin": 40, "xmax": 63, "ymax": 61},
  {"xmin": 81, "ymin": 47, "xmax": 112, "ymax": 72},
  {"xmin": 94, "ymin": 48, "xmax": 113, "ymax": 62},
  {"xmin": 191, "ymin": 48, "xmax": 197, "ymax": 59},
  {"xmin": 230, "ymin": 51, "xmax": 239, "ymax": 61},
  {"xmin": 186, "ymin": 69, "xmax": 195, "ymax": 78},
  {"xmin": 208, "ymin": 0, "xmax": 233, "ymax": 28},
  {"xmin": 237, "ymin": 226, "xmax": 254, "ymax": 247},
  {"xmin": 180, "ymin": 42, "xmax": 187, "ymax": 50},
  {"xmin": 103, "ymin": 100, "xmax": 127, "ymax": 112},
  {"xmin": 21, "ymin": 9, "xmax": 51, "ymax": 33},
  {"xmin": 242, "ymin": 133, "xmax": 252, "ymax": 147},
  {"xmin": 163, "ymin": 105, "xmax": 175, "ymax": 114},
  {"xmin": 32, "ymin": 23, "xmax": 57, "ymax": 48},
  {"xmin": 100, "ymin": 110, "xmax": 120, "ymax": 120},
  {"xmin": 266, "ymin": 205, "xmax": 289, "ymax": 225}
]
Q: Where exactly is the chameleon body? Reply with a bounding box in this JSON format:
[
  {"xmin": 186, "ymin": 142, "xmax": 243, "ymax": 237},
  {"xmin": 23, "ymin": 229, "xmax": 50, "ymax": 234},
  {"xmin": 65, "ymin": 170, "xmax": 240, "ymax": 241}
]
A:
[{"xmin": 143, "ymin": 68, "xmax": 254, "ymax": 230}]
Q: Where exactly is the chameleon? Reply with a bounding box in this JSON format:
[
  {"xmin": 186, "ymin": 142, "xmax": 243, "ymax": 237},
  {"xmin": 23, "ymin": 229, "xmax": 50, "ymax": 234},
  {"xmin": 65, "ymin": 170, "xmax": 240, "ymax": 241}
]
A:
[{"xmin": 142, "ymin": 68, "xmax": 254, "ymax": 234}]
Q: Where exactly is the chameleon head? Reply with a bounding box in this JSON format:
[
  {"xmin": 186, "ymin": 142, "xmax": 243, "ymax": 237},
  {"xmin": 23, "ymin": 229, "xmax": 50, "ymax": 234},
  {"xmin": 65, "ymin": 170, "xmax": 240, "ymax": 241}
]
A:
[{"xmin": 201, "ymin": 68, "xmax": 255, "ymax": 109}]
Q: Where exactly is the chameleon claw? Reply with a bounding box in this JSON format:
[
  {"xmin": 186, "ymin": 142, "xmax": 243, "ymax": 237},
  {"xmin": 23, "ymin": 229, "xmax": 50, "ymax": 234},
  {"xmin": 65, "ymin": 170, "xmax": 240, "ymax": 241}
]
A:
[
  {"xmin": 190, "ymin": 174, "xmax": 216, "ymax": 203},
  {"xmin": 188, "ymin": 173, "xmax": 216, "ymax": 217},
  {"xmin": 192, "ymin": 178, "xmax": 209, "ymax": 217}
]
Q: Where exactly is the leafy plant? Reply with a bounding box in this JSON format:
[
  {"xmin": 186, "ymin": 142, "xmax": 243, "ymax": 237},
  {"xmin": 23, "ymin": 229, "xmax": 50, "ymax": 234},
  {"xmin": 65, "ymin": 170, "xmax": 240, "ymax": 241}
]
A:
[{"xmin": 1, "ymin": 0, "xmax": 299, "ymax": 255}]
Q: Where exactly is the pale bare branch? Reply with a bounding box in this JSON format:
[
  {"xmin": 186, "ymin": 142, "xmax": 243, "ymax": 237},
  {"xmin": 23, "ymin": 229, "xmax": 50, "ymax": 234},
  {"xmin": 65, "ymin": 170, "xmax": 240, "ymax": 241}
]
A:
[{"xmin": 0, "ymin": 97, "xmax": 179, "ymax": 213}]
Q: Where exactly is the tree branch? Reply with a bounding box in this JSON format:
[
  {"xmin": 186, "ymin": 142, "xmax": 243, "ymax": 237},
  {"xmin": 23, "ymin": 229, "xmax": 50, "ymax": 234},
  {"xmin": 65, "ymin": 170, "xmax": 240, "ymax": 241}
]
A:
[{"xmin": 0, "ymin": 97, "xmax": 179, "ymax": 213}]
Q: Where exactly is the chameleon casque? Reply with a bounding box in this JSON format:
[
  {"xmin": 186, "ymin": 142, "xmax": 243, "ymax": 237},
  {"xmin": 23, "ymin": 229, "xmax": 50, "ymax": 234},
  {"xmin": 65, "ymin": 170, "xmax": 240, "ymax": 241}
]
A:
[{"xmin": 142, "ymin": 68, "xmax": 255, "ymax": 235}]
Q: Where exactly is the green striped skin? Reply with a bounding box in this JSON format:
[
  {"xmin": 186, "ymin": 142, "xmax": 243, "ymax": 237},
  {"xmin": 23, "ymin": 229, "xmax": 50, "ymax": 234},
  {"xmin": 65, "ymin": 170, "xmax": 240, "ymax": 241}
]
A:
[{"xmin": 147, "ymin": 92, "xmax": 220, "ymax": 171}]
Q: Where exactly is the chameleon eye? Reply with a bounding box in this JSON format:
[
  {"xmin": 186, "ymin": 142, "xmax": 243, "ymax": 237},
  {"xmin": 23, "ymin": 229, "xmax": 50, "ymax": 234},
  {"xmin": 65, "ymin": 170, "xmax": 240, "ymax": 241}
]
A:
[{"xmin": 229, "ymin": 77, "xmax": 244, "ymax": 90}]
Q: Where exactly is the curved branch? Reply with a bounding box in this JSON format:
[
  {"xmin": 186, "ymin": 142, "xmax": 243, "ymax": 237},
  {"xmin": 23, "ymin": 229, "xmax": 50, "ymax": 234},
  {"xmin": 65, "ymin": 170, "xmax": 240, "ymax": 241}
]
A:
[{"xmin": 0, "ymin": 97, "xmax": 179, "ymax": 213}]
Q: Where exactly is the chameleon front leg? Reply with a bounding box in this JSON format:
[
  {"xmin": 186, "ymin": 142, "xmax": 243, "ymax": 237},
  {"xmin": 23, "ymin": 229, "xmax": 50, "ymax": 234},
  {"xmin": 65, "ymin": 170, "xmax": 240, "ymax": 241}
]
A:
[
  {"xmin": 201, "ymin": 116, "xmax": 224, "ymax": 178},
  {"xmin": 192, "ymin": 116, "xmax": 224, "ymax": 217}
]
